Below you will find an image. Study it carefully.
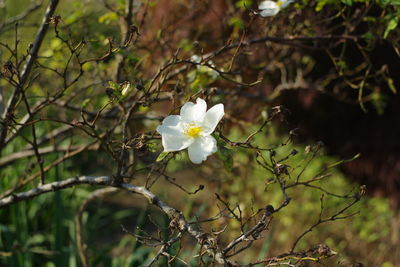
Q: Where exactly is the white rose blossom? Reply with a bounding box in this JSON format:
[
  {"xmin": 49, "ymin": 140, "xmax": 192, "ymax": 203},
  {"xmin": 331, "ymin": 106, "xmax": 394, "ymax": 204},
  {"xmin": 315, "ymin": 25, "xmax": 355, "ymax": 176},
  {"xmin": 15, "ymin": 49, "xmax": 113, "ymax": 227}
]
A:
[
  {"xmin": 258, "ymin": 0, "xmax": 293, "ymax": 17},
  {"xmin": 157, "ymin": 98, "xmax": 224, "ymax": 164}
]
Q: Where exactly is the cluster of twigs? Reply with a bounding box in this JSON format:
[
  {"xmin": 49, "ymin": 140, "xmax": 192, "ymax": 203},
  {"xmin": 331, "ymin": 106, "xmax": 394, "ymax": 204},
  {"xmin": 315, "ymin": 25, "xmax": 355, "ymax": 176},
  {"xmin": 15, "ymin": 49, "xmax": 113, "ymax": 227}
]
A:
[{"xmin": 0, "ymin": 0, "xmax": 376, "ymax": 266}]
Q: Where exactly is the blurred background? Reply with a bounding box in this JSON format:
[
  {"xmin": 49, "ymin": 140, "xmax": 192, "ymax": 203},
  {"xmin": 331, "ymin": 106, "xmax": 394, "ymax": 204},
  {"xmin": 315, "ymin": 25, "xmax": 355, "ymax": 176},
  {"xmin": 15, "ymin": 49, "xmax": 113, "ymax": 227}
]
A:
[{"xmin": 0, "ymin": 0, "xmax": 399, "ymax": 266}]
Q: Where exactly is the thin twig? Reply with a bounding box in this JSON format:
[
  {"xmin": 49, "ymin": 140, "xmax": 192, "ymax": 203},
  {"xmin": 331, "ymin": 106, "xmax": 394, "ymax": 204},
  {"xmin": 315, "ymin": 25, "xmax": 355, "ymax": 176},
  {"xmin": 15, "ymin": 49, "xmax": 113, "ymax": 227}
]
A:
[
  {"xmin": 0, "ymin": 0, "xmax": 60, "ymax": 148},
  {"xmin": 75, "ymin": 188, "xmax": 119, "ymax": 267}
]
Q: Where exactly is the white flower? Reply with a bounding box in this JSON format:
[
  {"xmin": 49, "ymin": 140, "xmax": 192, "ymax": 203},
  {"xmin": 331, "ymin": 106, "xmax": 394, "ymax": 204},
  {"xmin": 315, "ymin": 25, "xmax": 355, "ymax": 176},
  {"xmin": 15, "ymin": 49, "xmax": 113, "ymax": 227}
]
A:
[
  {"xmin": 258, "ymin": 0, "xmax": 293, "ymax": 17},
  {"xmin": 157, "ymin": 98, "xmax": 224, "ymax": 164},
  {"xmin": 190, "ymin": 55, "xmax": 219, "ymax": 79},
  {"xmin": 190, "ymin": 55, "xmax": 202, "ymax": 64}
]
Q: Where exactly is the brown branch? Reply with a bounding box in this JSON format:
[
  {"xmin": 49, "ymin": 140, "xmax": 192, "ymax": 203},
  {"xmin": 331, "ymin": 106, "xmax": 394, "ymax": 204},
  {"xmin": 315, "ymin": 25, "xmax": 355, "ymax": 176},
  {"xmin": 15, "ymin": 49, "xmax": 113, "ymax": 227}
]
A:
[
  {"xmin": 290, "ymin": 197, "xmax": 360, "ymax": 252},
  {"xmin": 2, "ymin": 98, "xmax": 64, "ymax": 149},
  {"xmin": 0, "ymin": 0, "xmax": 60, "ymax": 148},
  {"xmin": 0, "ymin": 2, "xmax": 42, "ymax": 31},
  {"xmin": 0, "ymin": 144, "xmax": 99, "ymax": 168},
  {"xmin": 0, "ymin": 175, "xmax": 231, "ymax": 265},
  {"xmin": 0, "ymin": 141, "xmax": 99, "ymax": 199},
  {"xmin": 19, "ymin": 84, "xmax": 46, "ymax": 184},
  {"xmin": 0, "ymin": 176, "xmax": 110, "ymax": 208},
  {"xmin": 164, "ymin": 34, "xmax": 363, "ymax": 82},
  {"xmin": 223, "ymin": 208, "xmax": 273, "ymax": 257},
  {"xmin": 250, "ymin": 244, "xmax": 337, "ymax": 266}
]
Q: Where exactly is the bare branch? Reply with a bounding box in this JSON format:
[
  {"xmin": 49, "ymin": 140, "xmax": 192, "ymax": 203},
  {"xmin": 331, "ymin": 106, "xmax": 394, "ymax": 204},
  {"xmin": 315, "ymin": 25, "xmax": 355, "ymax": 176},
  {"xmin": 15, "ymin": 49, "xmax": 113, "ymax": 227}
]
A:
[
  {"xmin": 1, "ymin": 0, "xmax": 59, "ymax": 148},
  {"xmin": 0, "ymin": 144, "xmax": 99, "ymax": 168},
  {"xmin": 0, "ymin": 175, "xmax": 231, "ymax": 265},
  {"xmin": 0, "ymin": 2, "xmax": 42, "ymax": 31}
]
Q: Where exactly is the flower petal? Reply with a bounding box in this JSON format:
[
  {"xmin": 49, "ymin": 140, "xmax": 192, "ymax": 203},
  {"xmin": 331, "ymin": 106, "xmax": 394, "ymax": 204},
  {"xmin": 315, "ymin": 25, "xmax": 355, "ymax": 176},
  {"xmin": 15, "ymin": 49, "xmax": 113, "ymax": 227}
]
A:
[
  {"xmin": 190, "ymin": 55, "xmax": 201, "ymax": 63},
  {"xmin": 259, "ymin": 1, "xmax": 280, "ymax": 17},
  {"xmin": 180, "ymin": 98, "xmax": 207, "ymax": 123},
  {"xmin": 188, "ymin": 135, "xmax": 217, "ymax": 164},
  {"xmin": 202, "ymin": 103, "xmax": 224, "ymax": 135},
  {"xmin": 157, "ymin": 115, "xmax": 193, "ymax": 152},
  {"xmin": 157, "ymin": 115, "xmax": 184, "ymax": 136},
  {"xmin": 280, "ymin": 0, "xmax": 293, "ymax": 8},
  {"xmin": 161, "ymin": 133, "xmax": 193, "ymax": 152}
]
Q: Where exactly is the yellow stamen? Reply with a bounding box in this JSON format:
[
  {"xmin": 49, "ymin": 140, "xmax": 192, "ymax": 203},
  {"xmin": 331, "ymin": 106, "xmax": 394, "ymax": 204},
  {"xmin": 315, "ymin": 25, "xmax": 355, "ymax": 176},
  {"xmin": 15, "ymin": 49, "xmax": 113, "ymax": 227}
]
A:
[{"xmin": 184, "ymin": 125, "xmax": 203, "ymax": 138}]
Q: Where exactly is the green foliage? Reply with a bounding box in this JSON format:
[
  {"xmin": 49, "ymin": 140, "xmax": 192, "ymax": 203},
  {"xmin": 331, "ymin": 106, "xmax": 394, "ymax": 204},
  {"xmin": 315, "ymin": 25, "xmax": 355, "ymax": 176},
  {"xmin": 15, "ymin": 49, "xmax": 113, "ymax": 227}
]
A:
[
  {"xmin": 98, "ymin": 12, "xmax": 119, "ymax": 25},
  {"xmin": 216, "ymin": 146, "xmax": 234, "ymax": 171},
  {"xmin": 235, "ymin": 0, "xmax": 253, "ymax": 9},
  {"xmin": 1, "ymin": 0, "xmax": 399, "ymax": 265},
  {"xmin": 353, "ymin": 197, "xmax": 392, "ymax": 242},
  {"xmin": 108, "ymin": 81, "xmax": 132, "ymax": 102},
  {"xmin": 228, "ymin": 16, "xmax": 245, "ymax": 30},
  {"xmin": 156, "ymin": 151, "xmax": 169, "ymax": 162},
  {"xmin": 384, "ymin": 16, "xmax": 398, "ymax": 38},
  {"xmin": 187, "ymin": 66, "xmax": 219, "ymax": 92}
]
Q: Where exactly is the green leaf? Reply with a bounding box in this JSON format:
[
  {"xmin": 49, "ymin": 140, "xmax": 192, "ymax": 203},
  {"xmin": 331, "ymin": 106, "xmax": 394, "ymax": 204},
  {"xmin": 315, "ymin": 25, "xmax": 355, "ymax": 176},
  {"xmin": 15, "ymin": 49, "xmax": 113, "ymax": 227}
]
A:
[
  {"xmin": 315, "ymin": 0, "xmax": 330, "ymax": 11},
  {"xmin": 120, "ymin": 81, "xmax": 132, "ymax": 98},
  {"xmin": 341, "ymin": 0, "xmax": 353, "ymax": 6},
  {"xmin": 98, "ymin": 12, "xmax": 118, "ymax": 24},
  {"xmin": 385, "ymin": 77, "xmax": 397, "ymax": 94},
  {"xmin": 216, "ymin": 146, "xmax": 233, "ymax": 170},
  {"xmin": 384, "ymin": 17, "xmax": 398, "ymax": 38},
  {"xmin": 156, "ymin": 152, "xmax": 169, "ymax": 162},
  {"xmin": 235, "ymin": 0, "xmax": 253, "ymax": 8},
  {"xmin": 108, "ymin": 81, "xmax": 133, "ymax": 102},
  {"xmin": 81, "ymin": 98, "xmax": 90, "ymax": 109},
  {"xmin": 108, "ymin": 81, "xmax": 120, "ymax": 91},
  {"xmin": 113, "ymin": 90, "xmax": 122, "ymax": 99},
  {"xmin": 228, "ymin": 16, "xmax": 244, "ymax": 30}
]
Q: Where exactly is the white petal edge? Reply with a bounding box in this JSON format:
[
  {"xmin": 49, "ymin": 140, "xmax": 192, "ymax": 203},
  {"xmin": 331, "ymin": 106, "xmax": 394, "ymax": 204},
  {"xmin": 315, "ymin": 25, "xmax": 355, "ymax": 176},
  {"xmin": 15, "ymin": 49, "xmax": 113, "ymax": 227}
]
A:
[
  {"xmin": 259, "ymin": 0, "xmax": 276, "ymax": 9},
  {"xmin": 260, "ymin": 8, "xmax": 280, "ymax": 17},
  {"xmin": 188, "ymin": 135, "xmax": 217, "ymax": 164},
  {"xmin": 202, "ymin": 103, "xmax": 224, "ymax": 135},
  {"xmin": 280, "ymin": 0, "xmax": 294, "ymax": 9},
  {"xmin": 259, "ymin": 1, "xmax": 280, "ymax": 17},
  {"xmin": 180, "ymin": 98, "xmax": 207, "ymax": 123},
  {"xmin": 156, "ymin": 115, "xmax": 184, "ymax": 136},
  {"xmin": 161, "ymin": 134, "xmax": 194, "ymax": 152}
]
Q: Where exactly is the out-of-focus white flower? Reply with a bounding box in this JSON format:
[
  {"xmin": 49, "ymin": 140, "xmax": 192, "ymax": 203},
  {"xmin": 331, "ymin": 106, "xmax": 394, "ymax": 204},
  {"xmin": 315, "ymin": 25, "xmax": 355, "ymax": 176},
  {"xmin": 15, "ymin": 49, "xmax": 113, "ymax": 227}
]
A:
[
  {"xmin": 157, "ymin": 98, "xmax": 224, "ymax": 164},
  {"xmin": 258, "ymin": 0, "xmax": 293, "ymax": 17},
  {"xmin": 190, "ymin": 55, "xmax": 202, "ymax": 64},
  {"xmin": 190, "ymin": 55, "xmax": 219, "ymax": 79}
]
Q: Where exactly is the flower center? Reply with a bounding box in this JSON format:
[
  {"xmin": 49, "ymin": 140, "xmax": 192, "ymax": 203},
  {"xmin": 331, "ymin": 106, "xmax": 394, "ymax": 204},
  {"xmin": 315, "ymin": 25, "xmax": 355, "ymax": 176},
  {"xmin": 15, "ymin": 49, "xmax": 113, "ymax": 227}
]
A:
[
  {"xmin": 184, "ymin": 124, "xmax": 203, "ymax": 138},
  {"xmin": 277, "ymin": 0, "xmax": 284, "ymax": 7}
]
